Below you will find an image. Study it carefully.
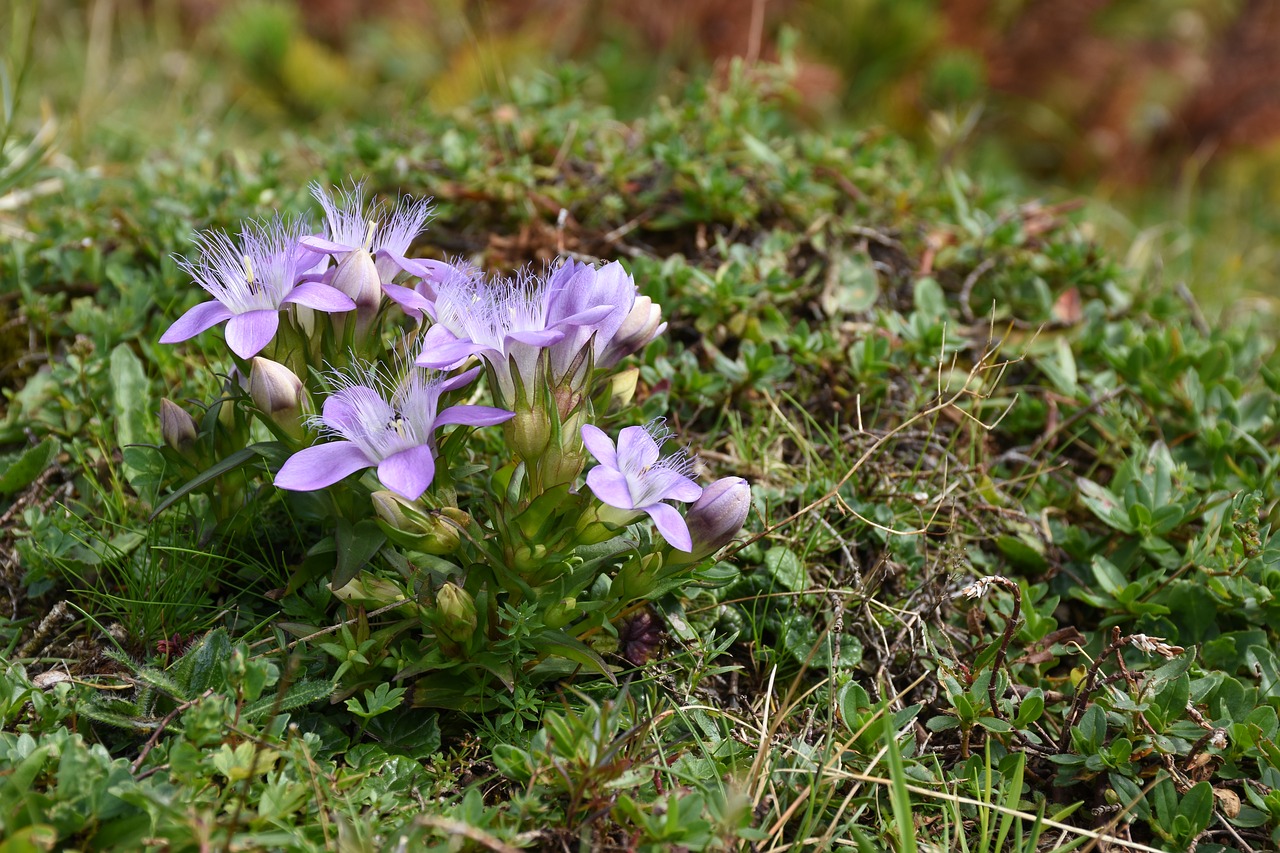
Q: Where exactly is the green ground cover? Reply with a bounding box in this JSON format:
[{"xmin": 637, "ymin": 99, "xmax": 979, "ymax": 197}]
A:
[{"xmin": 3, "ymin": 36, "xmax": 1280, "ymax": 853}]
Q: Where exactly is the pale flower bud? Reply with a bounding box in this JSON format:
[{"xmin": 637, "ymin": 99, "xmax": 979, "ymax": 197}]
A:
[
  {"xmin": 685, "ymin": 477, "xmax": 750, "ymax": 559},
  {"xmin": 599, "ymin": 296, "xmax": 665, "ymax": 368},
  {"xmin": 609, "ymin": 367, "xmax": 639, "ymax": 409},
  {"xmin": 435, "ymin": 583, "xmax": 477, "ymax": 644},
  {"xmin": 370, "ymin": 491, "xmax": 466, "ymax": 554},
  {"xmin": 330, "ymin": 248, "xmax": 382, "ymax": 312},
  {"xmin": 507, "ymin": 408, "xmax": 552, "ymax": 463},
  {"xmin": 159, "ymin": 398, "xmax": 199, "ymax": 454},
  {"xmin": 249, "ymin": 357, "xmax": 305, "ymax": 440}
]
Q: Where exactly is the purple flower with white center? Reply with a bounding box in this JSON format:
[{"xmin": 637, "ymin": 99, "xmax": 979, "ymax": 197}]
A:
[
  {"xmin": 160, "ymin": 218, "xmax": 356, "ymax": 359},
  {"xmin": 415, "ymin": 265, "xmax": 614, "ymax": 405},
  {"xmin": 581, "ymin": 420, "xmax": 703, "ymax": 551},
  {"xmin": 544, "ymin": 260, "xmax": 637, "ymax": 382},
  {"xmin": 301, "ymin": 182, "xmax": 454, "ymax": 317},
  {"xmin": 274, "ymin": 362, "xmax": 513, "ymax": 500}
]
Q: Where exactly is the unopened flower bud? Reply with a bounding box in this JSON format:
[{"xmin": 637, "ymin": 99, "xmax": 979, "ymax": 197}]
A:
[
  {"xmin": 609, "ymin": 367, "xmax": 639, "ymax": 408},
  {"xmin": 507, "ymin": 408, "xmax": 552, "ymax": 462},
  {"xmin": 370, "ymin": 491, "xmax": 466, "ymax": 554},
  {"xmin": 160, "ymin": 398, "xmax": 199, "ymax": 454},
  {"xmin": 544, "ymin": 597, "xmax": 578, "ymax": 629},
  {"xmin": 435, "ymin": 583, "xmax": 477, "ymax": 644},
  {"xmin": 249, "ymin": 357, "xmax": 305, "ymax": 440},
  {"xmin": 599, "ymin": 296, "xmax": 665, "ymax": 368},
  {"xmin": 330, "ymin": 248, "xmax": 382, "ymax": 311},
  {"xmin": 685, "ymin": 477, "xmax": 750, "ymax": 559}
]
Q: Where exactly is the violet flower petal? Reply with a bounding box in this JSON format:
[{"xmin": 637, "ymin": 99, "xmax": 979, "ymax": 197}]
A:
[
  {"xmin": 416, "ymin": 325, "xmax": 487, "ymax": 369},
  {"xmin": 580, "ymin": 424, "xmax": 619, "ymax": 470},
  {"xmin": 398, "ymin": 256, "xmax": 461, "ymax": 281},
  {"xmin": 646, "ymin": 502, "xmax": 694, "ymax": 552},
  {"xmin": 641, "ymin": 467, "xmax": 703, "ymax": 503},
  {"xmin": 506, "ymin": 328, "xmax": 565, "ymax": 348},
  {"xmin": 275, "ymin": 441, "xmax": 374, "ymax": 491},
  {"xmin": 586, "ymin": 466, "xmax": 634, "ymax": 509},
  {"xmin": 616, "ymin": 425, "xmax": 661, "ymax": 472},
  {"xmin": 224, "ymin": 310, "xmax": 281, "ymax": 359},
  {"xmin": 554, "ymin": 304, "xmax": 616, "ymax": 329},
  {"xmin": 282, "ymin": 282, "xmax": 357, "ymax": 313},
  {"xmin": 300, "ymin": 235, "xmax": 355, "ymax": 254},
  {"xmin": 159, "ymin": 300, "xmax": 235, "ymax": 344},
  {"xmin": 322, "ymin": 385, "xmax": 390, "ymax": 434},
  {"xmin": 377, "ymin": 443, "xmax": 437, "ymax": 500},
  {"xmin": 439, "ymin": 365, "xmax": 483, "ymax": 393},
  {"xmin": 434, "ymin": 404, "xmax": 516, "ymax": 429},
  {"xmin": 381, "ymin": 282, "xmax": 433, "ymax": 318}
]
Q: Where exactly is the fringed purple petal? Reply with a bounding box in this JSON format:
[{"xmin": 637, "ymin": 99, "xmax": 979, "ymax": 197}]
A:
[
  {"xmin": 546, "ymin": 262, "xmax": 594, "ymax": 310},
  {"xmin": 506, "ymin": 328, "xmax": 564, "ymax": 347},
  {"xmin": 382, "ymin": 282, "xmax": 433, "ymax": 319},
  {"xmin": 377, "ymin": 444, "xmax": 436, "ymax": 500},
  {"xmin": 159, "ymin": 300, "xmax": 234, "ymax": 344},
  {"xmin": 643, "ymin": 468, "xmax": 703, "ymax": 504},
  {"xmin": 433, "ymin": 404, "xmax": 515, "ymax": 429},
  {"xmin": 553, "ymin": 304, "xmax": 615, "ymax": 329},
  {"xmin": 322, "ymin": 386, "xmax": 390, "ymax": 435},
  {"xmin": 416, "ymin": 324, "xmax": 487, "ymax": 368},
  {"xmin": 439, "ymin": 365, "xmax": 483, "ymax": 393},
  {"xmin": 547, "ymin": 259, "xmax": 589, "ymax": 297},
  {"xmin": 274, "ymin": 441, "xmax": 374, "ymax": 491},
  {"xmin": 282, "ymin": 282, "xmax": 357, "ymax": 313},
  {"xmin": 645, "ymin": 502, "xmax": 694, "ymax": 552},
  {"xmin": 400, "ymin": 257, "xmax": 466, "ymax": 282},
  {"xmin": 616, "ymin": 425, "xmax": 660, "ymax": 472},
  {"xmin": 581, "ymin": 425, "xmax": 619, "ymax": 469},
  {"xmin": 224, "ymin": 310, "xmax": 280, "ymax": 359},
  {"xmin": 300, "ymin": 235, "xmax": 356, "ymax": 255},
  {"xmin": 375, "ymin": 251, "xmax": 439, "ymax": 283},
  {"xmin": 586, "ymin": 466, "xmax": 635, "ymax": 510}
]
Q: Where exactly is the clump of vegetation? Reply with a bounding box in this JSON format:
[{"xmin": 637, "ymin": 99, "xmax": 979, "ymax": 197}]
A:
[{"xmin": 2, "ymin": 56, "xmax": 1279, "ymax": 852}]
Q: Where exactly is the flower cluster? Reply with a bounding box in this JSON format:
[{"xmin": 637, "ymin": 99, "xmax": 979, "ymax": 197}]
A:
[{"xmin": 157, "ymin": 180, "xmax": 750, "ymax": 692}]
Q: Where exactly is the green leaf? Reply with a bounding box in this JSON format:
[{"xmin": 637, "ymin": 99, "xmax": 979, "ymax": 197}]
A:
[
  {"xmin": 0, "ymin": 439, "xmax": 57, "ymax": 496},
  {"xmin": 242, "ymin": 678, "xmax": 335, "ymax": 720},
  {"xmin": 110, "ymin": 344, "xmax": 149, "ymax": 449},
  {"xmin": 1077, "ymin": 478, "xmax": 1134, "ymax": 533},
  {"xmin": 333, "ymin": 518, "xmax": 386, "ymax": 588},
  {"xmin": 366, "ymin": 708, "xmax": 441, "ymax": 759},
  {"xmin": 174, "ymin": 628, "xmax": 233, "ymax": 697},
  {"xmin": 530, "ymin": 631, "xmax": 617, "ymax": 685},
  {"xmin": 1172, "ymin": 778, "xmax": 1213, "ymax": 835},
  {"xmin": 979, "ymin": 715, "xmax": 1013, "ymax": 732},
  {"xmin": 881, "ymin": 700, "xmax": 918, "ymax": 853},
  {"xmin": 995, "ymin": 535, "xmax": 1048, "ymax": 571},
  {"xmin": 1037, "ymin": 336, "xmax": 1078, "ymax": 396},
  {"xmin": 148, "ymin": 444, "xmax": 274, "ymax": 520},
  {"xmin": 1090, "ymin": 556, "xmax": 1127, "ymax": 597},
  {"xmin": 913, "ymin": 276, "xmax": 946, "ymax": 321},
  {"xmin": 763, "ymin": 547, "xmax": 805, "ymax": 592},
  {"xmin": 1014, "ymin": 689, "xmax": 1044, "ymax": 727}
]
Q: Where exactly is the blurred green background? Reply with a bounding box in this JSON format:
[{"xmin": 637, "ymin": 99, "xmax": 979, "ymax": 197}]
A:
[{"xmin": 7, "ymin": 0, "xmax": 1280, "ymax": 320}]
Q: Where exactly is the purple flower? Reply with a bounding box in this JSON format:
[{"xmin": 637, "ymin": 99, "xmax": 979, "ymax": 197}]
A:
[
  {"xmin": 415, "ymin": 264, "xmax": 613, "ymax": 405},
  {"xmin": 581, "ymin": 420, "xmax": 703, "ymax": 551},
  {"xmin": 301, "ymin": 182, "xmax": 455, "ymax": 317},
  {"xmin": 544, "ymin": 260, "xmax": 638, "ymax": 382},
  {"xmin": 274, "ymin": 362, "xmax": 513, "ymax": 500},
  {"xmin": 160, "ymin": 218, "xmax": 356, "ymax": 359},
  {"xmin": 684, "ymin": 476, "xmax": 751, "ymax": 559}
]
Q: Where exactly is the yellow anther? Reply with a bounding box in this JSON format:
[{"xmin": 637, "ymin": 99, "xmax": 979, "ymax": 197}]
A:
[{"xmin": 364, "ymin": 220, "xmax": 377, "ymax": 252}]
